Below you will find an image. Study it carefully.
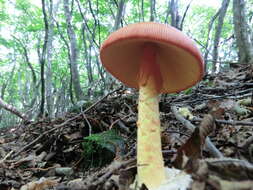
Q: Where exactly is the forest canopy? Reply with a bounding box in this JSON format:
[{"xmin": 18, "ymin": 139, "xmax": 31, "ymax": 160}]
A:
[{"xmin": 0, "ymin": 0, "xmax": 252, "ymax": 127}]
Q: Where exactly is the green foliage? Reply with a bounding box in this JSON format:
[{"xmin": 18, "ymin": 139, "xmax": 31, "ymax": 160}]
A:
[
  {"xmin": 0, "ymin": 1, "xmax": 9, "ymax": 25},
  {"xmin": 0, "ymin": 37, "xmax": 11, "ymax": 48},
  {"xmin": 0, "ymin": 0, "xmax": 246, "ymax": 127},
  {"xmin": 184, "ymin": 5, "xmax": 217, "ymax": 44},
  {"xmin": 184, "ymin": 87, "xmax": 192, "ymax": 95},
  {"xmin": 81, "ymin": 130, "xmax": 124, "ymax": 168}
]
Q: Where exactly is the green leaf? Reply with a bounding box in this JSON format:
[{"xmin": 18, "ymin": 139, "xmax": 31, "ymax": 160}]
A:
[{"xmin": 81, "ymin": 130, "xmax": 125, "ymax": 168}]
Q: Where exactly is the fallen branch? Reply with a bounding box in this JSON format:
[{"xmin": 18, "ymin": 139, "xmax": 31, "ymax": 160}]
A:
[
  {"xmin": 0, "ymin": 97, "xmax": 31, "ymax": 122},
  {"xmin": 193, "ymin": 117, "xmax": 253, "ymax": 126},
  {"xmin": 171, "ymin": 106, "xmax": 223, "ymax": 158},
  {"xmin": 85, "ymin": 158, "xmax": 135, "ymax": 189},
  {"xmin": 172, "ymin": 91, "xmax": 252, "ymax": 105}
]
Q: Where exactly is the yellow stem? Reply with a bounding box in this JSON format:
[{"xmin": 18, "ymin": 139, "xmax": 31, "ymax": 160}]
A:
[{"xmin": 137, "ymin": 44, "xmax": 165, "ymax": 189}]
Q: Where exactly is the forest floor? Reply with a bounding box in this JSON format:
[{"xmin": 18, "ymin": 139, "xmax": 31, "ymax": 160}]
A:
[{"xmin": 1, "ymin": 64, "xmax": 253, "ymax": 190}]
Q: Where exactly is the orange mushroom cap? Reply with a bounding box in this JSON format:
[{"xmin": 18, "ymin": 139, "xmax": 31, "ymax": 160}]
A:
[{"xmin": 100, "ymin": 22, "xmax": 204, "ymax": 93}]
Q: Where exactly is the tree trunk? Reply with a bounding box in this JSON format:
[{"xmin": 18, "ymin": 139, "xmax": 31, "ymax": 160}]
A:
[
  {"xmin": 113, "ymin": 0, "xmax": 126, "ymax": 31},
  {"xmin": 169, "ymin": 0, "xmax": 181, "ymax": 30},
  {"xmin": 212, "ymin": 0, "xmax": 230, "ymax": 73},
  {"xmin": 64, "ymin": 0, "xmax": 84, "ymax": 101},
  {"xmin": 45, "ymin": 0, "xmax": 55, "ymax": 118},
  {"xmin": 141, "ymin": 0, "xmax": 144, "ymax": 21},
  {"xmin": 81, "ymin": 24, "xmax": 94, "ymax": 96},
  {"xmin": 12, "ymin": 36, "xmax": 39, "ymax": 113},
  {"xmin": 204, "ymin": 10, "xmax": 220, "ymax": 64},
  {"xmin": 76, "ymin": 0, "xmax": 96, "ymax": 95},
  {"xmin": 233, "ymin": 0, "xmax": 253, "ymax": 64},
  {"xmin": 150, "ymin": 0, "xmax": 156, "ymax": 21},
  {"xmin": 55, "ymin": 77, "xmax": 68, "ymax": 116},
  {"xmin": 39, "ymin": 0, "xmax": 49, "ymax": 118}
]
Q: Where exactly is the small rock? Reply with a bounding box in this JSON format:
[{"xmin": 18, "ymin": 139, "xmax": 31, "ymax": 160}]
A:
[
  {"xmin": 67, "ymin": 178, "xmax": 85, "ymax": 189},
  {"xmin": 55, "ymin": 167, "xmax": 73, "ymax": 176}
]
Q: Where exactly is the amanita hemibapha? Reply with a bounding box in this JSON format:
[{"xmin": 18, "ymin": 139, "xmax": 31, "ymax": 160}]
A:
[{"xmin": 100, "ymin": 22, "xmax": 204, "ymax": 190}]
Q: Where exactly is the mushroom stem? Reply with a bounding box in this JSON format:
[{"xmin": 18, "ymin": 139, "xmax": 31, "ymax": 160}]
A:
[{"xmin": 137, "ymin": 44, "xmax": 165, "ymax": 189}]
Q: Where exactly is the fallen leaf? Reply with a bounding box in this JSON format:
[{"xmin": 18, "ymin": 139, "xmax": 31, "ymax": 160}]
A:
[{"xmin": 20, "ymin": 178, "xmax": 57, "ymax": 190}]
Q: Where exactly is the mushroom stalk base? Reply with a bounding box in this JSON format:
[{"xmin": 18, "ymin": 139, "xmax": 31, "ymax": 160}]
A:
[
  {"xmin": 137, "ymin": 80, "xmax": 166, "ymax": 189},
  {"xmin": 132, "ymin": 167, "xmax": 192, "ymax": 190}
]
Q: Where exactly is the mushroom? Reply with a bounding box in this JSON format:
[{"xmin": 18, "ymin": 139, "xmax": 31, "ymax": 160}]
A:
[{"xmin": 100, "ymin": 22, "xmax": 204, "ymax": 189}]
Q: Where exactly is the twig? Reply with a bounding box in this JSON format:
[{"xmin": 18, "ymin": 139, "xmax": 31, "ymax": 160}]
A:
[
  {"xmin": 85, "ymin": 148, "xmax": 177, "ymax": 189},
  {"xmin": 171, "ymin": 106, "xmax": 223, "ymax": 158},
  {"xmin": 13, "ymin": 115, "xmax": 82, "ymax": 157},
  {"xmin": 116, "ymin": 120, "xmax": 131, "ymax": 134},
  {"xmin": 193, "ymin": 117, "xmax": 253, "ymax": 126},
  {"xmin": 167, "ymin": 130, "xmax": 191, "ymax": 137},
  {"xmin": 0, "ymin": 150, "xmax": 14, "ymax": 163},
  {"xmin": 85, "ymin": 158, "xmax": 136, "ymax": 189},
  {"xmin": 82, "ymin": 113, "xmax": 93, "ymax": 135},
  {"xmin": 109, "ymin": 113, "xmax": 132, "ymax": 132},
  {"xmin": 172, "ymin": 92, "xmax": 252, "ymax": 105},
  {"xmin": 83, "ymin": 86, "xmax": 123, "ymax": 113}
]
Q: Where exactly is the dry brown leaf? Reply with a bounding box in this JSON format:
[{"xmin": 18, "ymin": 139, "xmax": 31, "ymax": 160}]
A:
[
  {"xmin": 20, "ymin": 178, "xmax": 58, "ymax": 190},
  {"xmin": 172, "ymin": 127, "xmax": 202, "ymax": 169},
  {"xmin": 191, "ymin": 181, "xmax": 205, "ymax": 190},
  {"xmin": 0, "ymin": 137, "xmax": 5, "ymax": 144},
  {"xmin": 119, "ymin": 166, "xmax": 137, "ymax": 190},
  {"xmin": 199, "ymin": 114, "xmax": 216, "ymax": 144},
  {"xmin": 173, "ymin": 112, "xmax": 218, "ymax": 170}
]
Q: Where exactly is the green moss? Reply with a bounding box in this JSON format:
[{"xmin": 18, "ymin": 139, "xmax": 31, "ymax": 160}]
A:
[{"xmin": 81, "ymin": 130, "xmax": 125, "ymax": 168}]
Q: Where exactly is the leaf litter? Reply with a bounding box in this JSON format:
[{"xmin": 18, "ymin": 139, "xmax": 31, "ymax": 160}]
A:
[{"xmin": 1, "ymin": 65, "xmax": 253, "ymax": 190}]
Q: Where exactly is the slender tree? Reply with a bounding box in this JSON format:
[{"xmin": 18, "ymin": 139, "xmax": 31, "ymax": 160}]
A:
[
  {"xmin": 45, "ymin": 0, "xmax": 55, "ymax": 118},
  {"xmin": 233, "ymin": 0, "xmax": 253, "ymax": 64},
  {"xmin": 150, "ymin": 0, "xmax": 156, "ymax": 21},
  {"xmin": 169, "ymin": 0, "xmax": 181, "ymax": 29},
  {"xmin": 63, "ymin": 0, "xmax": 84, "ymax": 101},
  {"xmin": 204, "ymin": 10, "xmax": 220, "ymax": 64},
  {"xmin": 38, "ymin": 0, "xmax": 49, "ymax": 117},
  {"xmin": 212, "ymin": 0, "xmax": 230, "ymax": 73},
  {"xmin": 113, "ymin": 0, "xmax": 126, "ymax": 31}
]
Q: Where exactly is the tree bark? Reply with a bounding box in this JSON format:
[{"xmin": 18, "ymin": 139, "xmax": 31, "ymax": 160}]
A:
[
  {"xmin": 11, "ymin": 36, "xmax": 39, "ymax": 113},
  {"xmin": 233, "ymin": 0, "xmax": 253, "ymax": 64},
  {"xmin": 76, "ymin": 0, "xmax": 96, "ymax": 95},
  {"xmin": 212, "ymin": 0, "xmax": 230, "ymax": 73},
  {"xmin": 44, "ymin": 0, "xmax": 60, "ymax": 118},
  {"xmin": 63, "ymin": 0, "xmax": 84, "ymax": 101},
  {"xmin": 204, "ymin": 10, "xmax": 220, "ymax": 64},
  {"xmin": 0, "ymin": 97, "xmax": 30, "ymax": 122},
  {"xmin": 169, "ymin": 0, "xmax": 181, "ymax": 30},
  {"xmin": 113, "ymin": 0, "xmax": 126, "ymax": 31},
  {"xmin": 39, "ymin": 0, "xmax": 49, "ymax": 117},
  {"xmin": 55, "ymin": 20, "xmax": 75, "ymax": 104},
  {"xmin": 81, "ymin": 24, "xmax": 94, "ymax": 95},
  {"xmin": 141, "ymin": 0, "xmax": 144, "ymax": 22},
  {"xmin": 150, "ymin": 0, "xmax": 156, "ymax": 21},
  {"xmin": 45, "ymin": 0, "xmax": 55, "ymax": 118}
]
